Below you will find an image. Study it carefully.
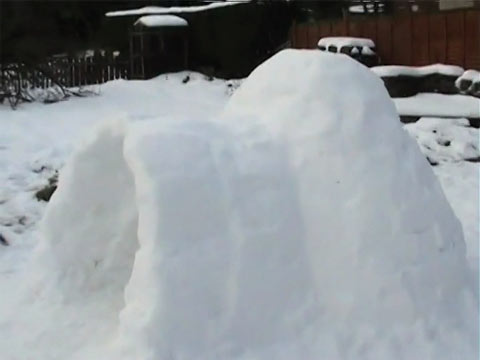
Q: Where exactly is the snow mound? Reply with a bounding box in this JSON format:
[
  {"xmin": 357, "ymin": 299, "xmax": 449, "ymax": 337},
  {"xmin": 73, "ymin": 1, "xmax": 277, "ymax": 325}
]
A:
[{"xmin": 30, "ymin": 50, "xmax": 477, "ymax": 359}]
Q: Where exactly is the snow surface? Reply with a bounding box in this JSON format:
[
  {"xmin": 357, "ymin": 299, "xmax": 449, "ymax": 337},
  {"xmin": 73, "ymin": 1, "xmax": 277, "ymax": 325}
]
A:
[
  {"xmin": 0, "ymin": 52, "xmax": 478, "ymax": 360},
  {"xmin": 134, "ymin": 15, "xmax": 188, "ymax": 27},
  {"xmin": 393, "ymin": 93, "xmax": 480, "ymax": 118},
  {"xmin": 405, "ymin": 117, "xmax": 479, "ymax": 164},
  {"xmin": 3, "ymin": 49, "xmax": 475, "ymax": 360},
  {"xmin": 0, "ymin": 72, "xmax": 235, "ymax": 360},
  {"xmin": 372, "ymin": 64, "xmax": 465, "ymax": 77},
  {"xmin": 106, "ymin": 2, "xmax": 242, "ymax": 17},
  {"xmin": 404, "ymin": 117, "xmax": 479, "ymax": 262},
  {"xmin": 318, "ymin": 37, "xmax": 375, "ymax": 49},
  {"xmin": 433, "ymin": 161, "xmax": 479, "ymax": 263}
]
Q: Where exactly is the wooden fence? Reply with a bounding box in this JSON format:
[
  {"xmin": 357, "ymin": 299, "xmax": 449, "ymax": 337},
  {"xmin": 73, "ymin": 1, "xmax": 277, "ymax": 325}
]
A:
[
  {"xmin": 0, "ymin": 55, "xmax": 129, "ymax": 94},
  {"xmin": 291, "ymin": 9, "xmax": 480, "ymax": 70}
]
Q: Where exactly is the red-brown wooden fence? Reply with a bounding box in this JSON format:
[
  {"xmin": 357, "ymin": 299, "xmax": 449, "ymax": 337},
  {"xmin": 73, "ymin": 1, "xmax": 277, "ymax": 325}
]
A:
[{"xmin": 290, "ymin": 9, "xmax": 480, "ymax": 70}]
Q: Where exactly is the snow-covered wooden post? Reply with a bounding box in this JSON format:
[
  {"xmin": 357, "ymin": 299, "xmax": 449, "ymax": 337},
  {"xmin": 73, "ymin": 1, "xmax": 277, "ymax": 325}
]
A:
[{"xmin": 129, "ymin": 30, "xmax": 134, "ymax": 80}]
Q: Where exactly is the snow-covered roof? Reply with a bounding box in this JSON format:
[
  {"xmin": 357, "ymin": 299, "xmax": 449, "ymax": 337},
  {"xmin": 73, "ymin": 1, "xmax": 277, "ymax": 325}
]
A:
[
  {"xmin": 317, "ymin": 37, "xmax": 375, "ymax": 49},
  {"xmin": 372, "ymin": 64, "xmax": 465, "ymax": 78},
  {"xmin": 349, "ymin": 3, "xmax": 386, "ymax": 14},
  {"xmin": 349, "ymin": 5, "xmax": 366, "ymax": 13},
  {"xmin": 134, "ymin": 15, "xmax": 188, "ymax": 28},
  {"xmin": 106, "ymin": 2, "xmax": 243, "ymax": 17}
]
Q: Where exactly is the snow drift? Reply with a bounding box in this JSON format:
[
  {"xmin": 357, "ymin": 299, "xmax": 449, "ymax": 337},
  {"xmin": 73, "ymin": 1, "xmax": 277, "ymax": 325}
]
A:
[{"xmin": 29, "ymin": 50, "xmax": 477, "ymax": 359}]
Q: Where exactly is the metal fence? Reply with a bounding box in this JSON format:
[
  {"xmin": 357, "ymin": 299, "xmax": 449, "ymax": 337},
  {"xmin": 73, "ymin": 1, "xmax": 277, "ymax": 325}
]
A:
[{"xmin": 0, "ymin": 54, "xmax": 129, "ymax": 94}]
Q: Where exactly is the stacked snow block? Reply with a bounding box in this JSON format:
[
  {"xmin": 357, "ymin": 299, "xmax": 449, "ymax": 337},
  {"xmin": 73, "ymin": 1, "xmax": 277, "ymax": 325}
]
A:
[
  {"xmin": 372, "ymin": 65, "xmax": 464, "ymax": 98},
  {"xmin": 455, "ymin": 70, "xmax": 480, "ymax": 98}
]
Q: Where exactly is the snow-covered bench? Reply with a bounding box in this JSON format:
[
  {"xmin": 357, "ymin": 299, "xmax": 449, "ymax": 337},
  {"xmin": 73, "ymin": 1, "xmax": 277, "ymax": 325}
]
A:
[
  {"xmin": 317, "ymin": 37, "xmax": 379, "ymax": 67},
  {"xmin": 371, "ymin": 65, "xmax": 480, "ymax": 126},
  {"xmin": 371, "ymin": 64, "xmax": 464, "ymax": 98}
]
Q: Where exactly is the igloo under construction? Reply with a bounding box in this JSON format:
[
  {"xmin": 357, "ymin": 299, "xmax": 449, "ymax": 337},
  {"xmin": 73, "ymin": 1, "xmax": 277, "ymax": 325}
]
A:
[{"xmin": 28, "ymin": 50, "xmax": 478, "ymax": 360}]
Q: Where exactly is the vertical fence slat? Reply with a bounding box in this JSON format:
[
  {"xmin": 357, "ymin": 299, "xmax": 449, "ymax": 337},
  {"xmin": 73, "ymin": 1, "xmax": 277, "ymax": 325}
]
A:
[
  {"xmin": 295, "ymin": 24, "xmax": 309, "ymax": 49},
  {"xmin": 411, "ymin": 14, "xmax": 430, "ymax": 66},
  {"xmin": 360, "ymin": 19, "xmax": 377, "ymax": 46},
  {"xmin": 376, "ymin": 16, "xmax": 393, "ymax": 65},
  {"xmin": 429, "ymin": 13, "xmax": 447, "ymax": 64},
  {"xmin": 465, "ymin": 10, "xmax": 480, "ymax": 69},
  {"xmin": 392, "ymin": 14, "xmax": 412, "ymax": 66},
  {"xmin": 446, "ymin": 11, "xmax": 465, "ymax": 67}
]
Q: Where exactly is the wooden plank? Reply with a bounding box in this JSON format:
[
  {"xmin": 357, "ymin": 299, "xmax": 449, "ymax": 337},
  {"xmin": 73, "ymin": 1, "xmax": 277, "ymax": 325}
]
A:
[
  {"xmin": 376, "ymin": 16, "xmax": 393, "ymax": 65},
  {"xmin": 465, "ymin": 10, "xmax": 480, "ymax": 69},
  {"xmin": 360, "ymin": 19, "xmax": 377, "ymax": 46},
  {"xmin": 392, "ymin": 14, "xmax": 412, "ymax": 65},
  {"xmin": 446, "ymin": 11, "xmax": 466, "ymax": 67},
  {"xmin": 307, "ymin": 24, "xmax": 320, "ymax": 49},
  {"xmin": 348, "ymin": 20, "xmax": 363, "ymax": 39},
  {"xmin": 331, "ymin": 19, "xmax": 347, "ymax": 36},
  {"xmin": 318, "ymin": 22, "xmax": 332, "ymax": 39},
  {"xmin": 295, "ymin": 24, "xmax": 309, "ymax": 49},
  {"xmin": 412, "ymin": 14, "xmax": 430, "ymax": 66},
  {"xmin": 428, "ymin": 13, "xmax": 447, "ymax": 64}
]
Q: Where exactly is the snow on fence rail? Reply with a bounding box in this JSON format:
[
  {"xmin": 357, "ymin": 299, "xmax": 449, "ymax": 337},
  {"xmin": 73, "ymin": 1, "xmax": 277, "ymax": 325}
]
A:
[{"xmin": 0, "ymin": 55, "xmax": 129, "ymax": 93}]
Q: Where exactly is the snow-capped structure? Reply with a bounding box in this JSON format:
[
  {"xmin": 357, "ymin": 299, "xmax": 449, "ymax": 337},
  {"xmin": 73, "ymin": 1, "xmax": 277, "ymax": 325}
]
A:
[
  {"xmin": 29, "ymin": 50, "xmax": 477, "ymax": 359},
  {"xmin": 134, "ymin": 15, "xmax": 188, "ymax": 28}
]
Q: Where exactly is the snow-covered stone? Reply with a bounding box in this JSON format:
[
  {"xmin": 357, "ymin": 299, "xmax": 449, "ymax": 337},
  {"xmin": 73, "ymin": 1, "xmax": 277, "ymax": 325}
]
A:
[{"xmin": 25, "ymin": 50, "xmax": 479, "ymax": 360}]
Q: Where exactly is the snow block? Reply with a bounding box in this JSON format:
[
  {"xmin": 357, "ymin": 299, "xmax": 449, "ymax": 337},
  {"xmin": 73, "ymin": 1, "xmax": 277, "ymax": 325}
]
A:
[{"xmin": 32, "ymin": 50, "xmax": 478, "ymax": 360}]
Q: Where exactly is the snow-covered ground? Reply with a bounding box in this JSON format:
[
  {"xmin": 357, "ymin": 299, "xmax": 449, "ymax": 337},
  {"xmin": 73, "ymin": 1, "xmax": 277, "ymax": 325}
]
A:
[{"xmin": 0, "ymin": 54, "xmax": 478, "ymax": 359}]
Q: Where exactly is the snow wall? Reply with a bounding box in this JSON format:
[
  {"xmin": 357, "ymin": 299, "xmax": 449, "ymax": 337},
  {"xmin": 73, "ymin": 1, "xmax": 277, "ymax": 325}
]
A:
[{"xmin": 31, "ymin": 50, "xmax": 478, "ymax": 360}]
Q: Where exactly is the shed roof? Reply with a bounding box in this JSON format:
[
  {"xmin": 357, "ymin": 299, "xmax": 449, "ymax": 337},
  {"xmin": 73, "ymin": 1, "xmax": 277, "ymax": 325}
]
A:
[
  {"xmin": 134, "ymin": 15, "xmax": 188, "ymax": 28},
  {"xmin": 106, "ymin": 2, "xmax": 243, "ymax": 18}
]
